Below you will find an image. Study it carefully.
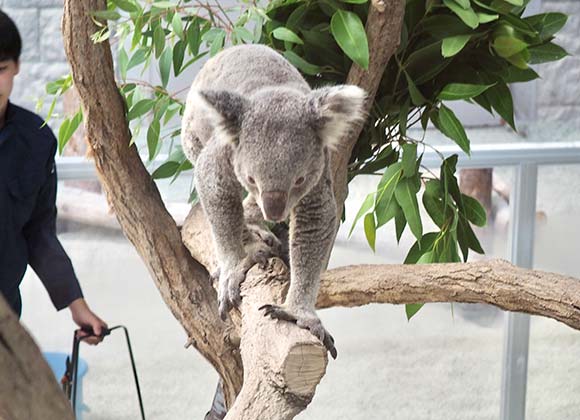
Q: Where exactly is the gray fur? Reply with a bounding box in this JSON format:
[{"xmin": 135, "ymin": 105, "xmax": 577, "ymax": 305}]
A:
[{"xmin": 182, "ymin": 45, "xmax": 365, "ymax": 354}]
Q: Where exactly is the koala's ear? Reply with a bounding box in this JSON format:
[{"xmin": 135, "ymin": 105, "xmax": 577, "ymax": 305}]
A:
[
  {"xmin": 309, "ymin": 85, "xmax": 367, "ymax": 149},
  {"xmin": 194, "ymin": 89, "xmax": 248, "ymax": 144}
]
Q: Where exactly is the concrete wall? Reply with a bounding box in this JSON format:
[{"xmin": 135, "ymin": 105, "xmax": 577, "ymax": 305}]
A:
[
  {"xmin": 0, "ymin": 0, "xmax": 67, "ymax": 115},
  {"xmin": 538, "ymin": 1, "xmax": 580, "ymax": 127}
]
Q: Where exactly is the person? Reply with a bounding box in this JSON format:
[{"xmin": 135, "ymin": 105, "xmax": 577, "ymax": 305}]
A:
[{"xmin": 0, "ymin": 9, "xmax": 107, "ymax": 345}]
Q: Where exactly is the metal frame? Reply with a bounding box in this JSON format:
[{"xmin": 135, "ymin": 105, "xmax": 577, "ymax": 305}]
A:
[{"xmin": 55, "ymin": 141, "xmax": 580, "ymax": 420}]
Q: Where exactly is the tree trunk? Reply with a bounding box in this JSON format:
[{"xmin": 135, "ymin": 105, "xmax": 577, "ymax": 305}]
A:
[
  {"xmin": 62, "ymin": 0, "xmax": 243, "ymax": 406},
  {"xmin": 0, "ymin": 296, "xmax": 74, "ymax": 420}
]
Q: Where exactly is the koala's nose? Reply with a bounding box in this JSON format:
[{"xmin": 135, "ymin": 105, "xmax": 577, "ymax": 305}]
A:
[{"xmin": 261, "ymin": 191, "xmax": 288, "ymax": 222}]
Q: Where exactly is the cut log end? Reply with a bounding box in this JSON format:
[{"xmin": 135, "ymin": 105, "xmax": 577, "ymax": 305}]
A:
[{"xmin": 283, "ymin": 343, "xmax": 327, "ymax": 397}]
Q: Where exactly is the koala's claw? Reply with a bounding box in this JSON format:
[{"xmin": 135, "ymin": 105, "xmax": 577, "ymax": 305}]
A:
[{"xmin": 259, "ymin": 304, "xmax": 337, "ymax": 359}]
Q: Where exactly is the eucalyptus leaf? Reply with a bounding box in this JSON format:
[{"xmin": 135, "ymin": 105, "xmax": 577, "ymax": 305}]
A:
[
  {"xmin": 406, "ymin": 303, "xmax": 424, "ymax": 320},
  {"xmin": 395, "ymin": 177, "xmax": 422, "ymax": 240},
  {"xmin": 438, "ymin": 83, "xmax": 493, "ymax": 101},
  {"xmin": 442, "ymin": 35, "xmax": 471, "ymax": 57},
  {"xmin": 443, "ymin": 0, "xmax": 479, "ymax": 29},
  {"xmin": 272, "ymin": 27, "xmax": 304, "ymax": 44},
  {"xmin": 330, "ymin": 10, "xmax": 369, "ymax": 69},
  {"xmin": 364, "ymin": 213, "xmax": 377, "ymax": 252}
]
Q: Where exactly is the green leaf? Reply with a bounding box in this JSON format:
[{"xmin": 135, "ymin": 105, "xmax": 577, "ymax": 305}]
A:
[
  {"xmin": 118, "ymin": 47, "xmax": 129, "ymax": 80},
  {"xmin": 173, "ymin": 40, "xmax": 186, "ymax": 76},
  {"xmin": 127, "ymin": 48, "xmax": 148, "ymax": 70},
  {"xmin": 283, "ymin": 51, "xmax": 323, "ymax": 75},
  {"xmin": 364, "ymin": 213, "xmax": 377, "ymax": 251},
  {"xmin": 405, "ymin": 232, "xmax": 439, "ymax": 264},
  {"xmin": 154, "ymin": 25, "xmax": 166, "ymax": 59},
  {"xmin": 478, "ymin": 13, "xmax": 499, "ymax": 24},
  {"xmin": 485, "ymin": 83, "xmax": 516, "ymax": 130},
  {"xmin": 330, "ymin": 10, "xmax": 369, "ymax": 69},
  {"xmin": 404, "ymin": 72, "xmax": 427, "ymax": 106},
  {"xmin": 339, "ymin": 0, "xmax": 368, "ymax": 3},
  {"xmin": 58, "ymin": 109, "xmax": 83, "ymax": 155},
  {"xmin": 127, "ymin": 99, "xmax": 155, "ymax": 120},
  {"xmin": 505, "ymin": 50, "xmax": 529, "ymax": 70},
  {"xmin": 417, "ymin": 251, "xmax": 435, "ymax": 264},
  {"xmin": 349, "ymin": 192, "xmax": 375, "ymax": 236},
  {"xmin": 438, "ymin": 83, "xmax": 493, "ymax": 101},
  {"xmin": 406, "ymin": 303, "xmax": 424, "ymax": 320},
  {"xmin": 399, "ymin": 98, "xmax": 410, "ymax": 137},
  {"xmin": 462, "ymin": 194, "xmax": 487, "ymax": 227},
  {"xmin": 147, "ymin": 119, "xmax": 161, "ymax": 161},
  {"xmin": 152, "ymin": 161, "xmax": 180, "ymax": 179},
  {"xmin": 209, "ymin": 30, "xmax": 226, "ymax": 57},
  {"xmin": 401, "ymin": 143, "xmax": 417, "ymax": 178},
  {"xmin": 502, "ymin": 0, "xmax": 523, "ymax": 6},
  {"xmin": 528, "ymin": 42, "xmax": 569, "ymax": 64},
  {"xmin": 443, "ymin": 0, "xmax": 479, "ymax": 29},
  {"xmin": 187, "ymin": 20, "xmax": 201, "ymax": 56},
  {"xmin": 524, "ymin": 13, "xmax": 568, "ymax": 41},
  {"xmin": 493, "ymin": 36, "xmax": 528, "ymax": 58},
  {"xmin": 395, "ymin": 177, "xmax": 422, "ymax": 240},
  {"xmin": 458, "ymin": 216, "xmax": 484, "ymax": 256},
  {"xmin": 375, "ymin": 163, "xmax": 403, "ymax": 227},
  {"xmin": 151, "ymin": 1, "xmax": 177, "ymax": 9},
  {"xmin": 111, "ymin": 0, "xmax": 140, "ymax": 13},
  {"xmin": 435, "ymin": 105, "xmax": 471, "ymax": 155},
  {"xmin": 159, "ymin": 46, "xmax": 172, "ymax": 88},
  {"xmin": 91, "ymin": 10, "xmax": 121, "ymax": 21},
  {"xmin": 395, "ymin": 201, "xmax": 406, "ymax": 243},
  {"xmin": 422, "ymin": 180, "xmax": 447, "ymax": 228},
  {"xmin": 272, "ymin": 27, "xmax": 303, "ymax": 44},
  {"xmin": 172, "ymin": 13, "xmax": 184, "ymax": 39},
  {"xmin": 233, "ymin": 27, "xmax": 255, "ymax": 44},
  {"xmin": 503, "ymin": 66, "xmax": 539, "ymax": 83},
  {"xmin": 442, "ymin": 35, "xmax": 471, "ymax": 57}
]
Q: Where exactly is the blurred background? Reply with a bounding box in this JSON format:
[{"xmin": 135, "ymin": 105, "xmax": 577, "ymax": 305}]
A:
[{"xmin": 1, "ymin": 0, "xmax": 579, "ymax": 419}]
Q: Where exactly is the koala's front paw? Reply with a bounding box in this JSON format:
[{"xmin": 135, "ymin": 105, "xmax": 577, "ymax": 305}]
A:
[
  {"xmin": 217, "ymin": 267, "xmax": 245, "ymax": 321},
  {"xmin": 259, "ymin": 304, "xmax": 337, "ymax": 359}
]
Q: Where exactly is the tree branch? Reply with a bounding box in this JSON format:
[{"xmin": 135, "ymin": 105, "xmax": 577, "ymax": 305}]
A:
[
  {"xmin": 0, "ymin": 297, "xmax": 74, "ymax": 420},
  {"xmin": 61, "ymin": 0, "xmax": 243, "ymax": 405},
  {"xmin": 332, "ymin": 0, "xmax": 406, "ymax": 211},
  {"xmin": 318, "ymin": 260, "xmax": 580, "ymax": 331}
]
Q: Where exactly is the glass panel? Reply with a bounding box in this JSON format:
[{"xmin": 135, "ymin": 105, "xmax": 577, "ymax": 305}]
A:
[{"xmin": 526, "ymin": 163, "xmax": 580, "ymax": 420}]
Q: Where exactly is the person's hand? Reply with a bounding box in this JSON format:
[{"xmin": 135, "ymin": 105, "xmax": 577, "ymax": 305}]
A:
[{"xmin": 68, "ymin": 298, "xmax": 108, "ymax": 345}]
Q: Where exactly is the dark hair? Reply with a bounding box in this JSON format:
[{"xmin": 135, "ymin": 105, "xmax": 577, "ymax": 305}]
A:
[{"xmin": 0, "ymin": 9, "xmax": 22, "ymax": 62}]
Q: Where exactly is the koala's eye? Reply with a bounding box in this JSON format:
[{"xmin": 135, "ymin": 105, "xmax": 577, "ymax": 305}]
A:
[
  {"xmin": 295, "ymin": 176, "xmax": 305, "ymax": 186},
  {"xmin": 247, "ymin": 176, "xmax": 256, "ymax": 185}
]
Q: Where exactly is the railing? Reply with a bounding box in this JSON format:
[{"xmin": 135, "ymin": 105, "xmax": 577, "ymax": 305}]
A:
[{"xmin": 55, "ymin": 141, "xmax": 580, "ymax": 420}]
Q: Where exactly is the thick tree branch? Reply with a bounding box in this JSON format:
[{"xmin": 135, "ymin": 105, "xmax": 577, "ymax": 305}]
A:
[
  {"xmin": 318, "ymin": 260, "xmax": 580, "ymax": 331},
  {"xmin": 61, "ymin": 0, "xmax": 243, "ymax": 405},
  {"xmin": 332, "ymin": 0, "xmax": 406, "ymax": 211},
  {"xmin": 0, "ymin": 297, "xmax": 74, "ymax": 420}
]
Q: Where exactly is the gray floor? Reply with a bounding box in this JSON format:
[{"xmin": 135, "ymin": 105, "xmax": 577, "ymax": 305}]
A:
[{"xmin": 20, "ymin": 148, "xmax": 580, "ymax": 419}]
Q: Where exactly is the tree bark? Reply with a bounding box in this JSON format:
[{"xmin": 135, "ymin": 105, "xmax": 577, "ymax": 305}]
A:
[
  {"xmin": 332, "ymin": 0, "xmax": 406, "ymax": 214},
  {"xmin": 61, "ymin": 0, "xmax": 243, "ymax": 406},
  {"xmin": 0, "ymin": 296, "xmax": 74, "ymax": 420},
  {"xmin": 317, "ymin": 260, "xmax": 580, "ymax": 331}
]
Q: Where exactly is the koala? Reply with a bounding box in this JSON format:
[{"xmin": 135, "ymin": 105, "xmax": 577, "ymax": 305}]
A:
[{"xmin": 181, "ymin": 44, "xmax": 365, "ymax": 358}]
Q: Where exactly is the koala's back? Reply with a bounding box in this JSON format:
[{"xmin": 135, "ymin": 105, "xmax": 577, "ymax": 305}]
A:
[
  {"xmin": 192, "ymin": 44, "xmax": 309, "ymax": 95},
  {"xmin": 182, "ymin": 45, "xmax": 310, "ymax": 162}
]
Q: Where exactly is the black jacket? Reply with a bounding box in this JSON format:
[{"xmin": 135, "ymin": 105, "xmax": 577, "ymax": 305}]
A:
[{"xmin": 0, "ymin": 102, "xmax": 83, "ymax": 316}]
